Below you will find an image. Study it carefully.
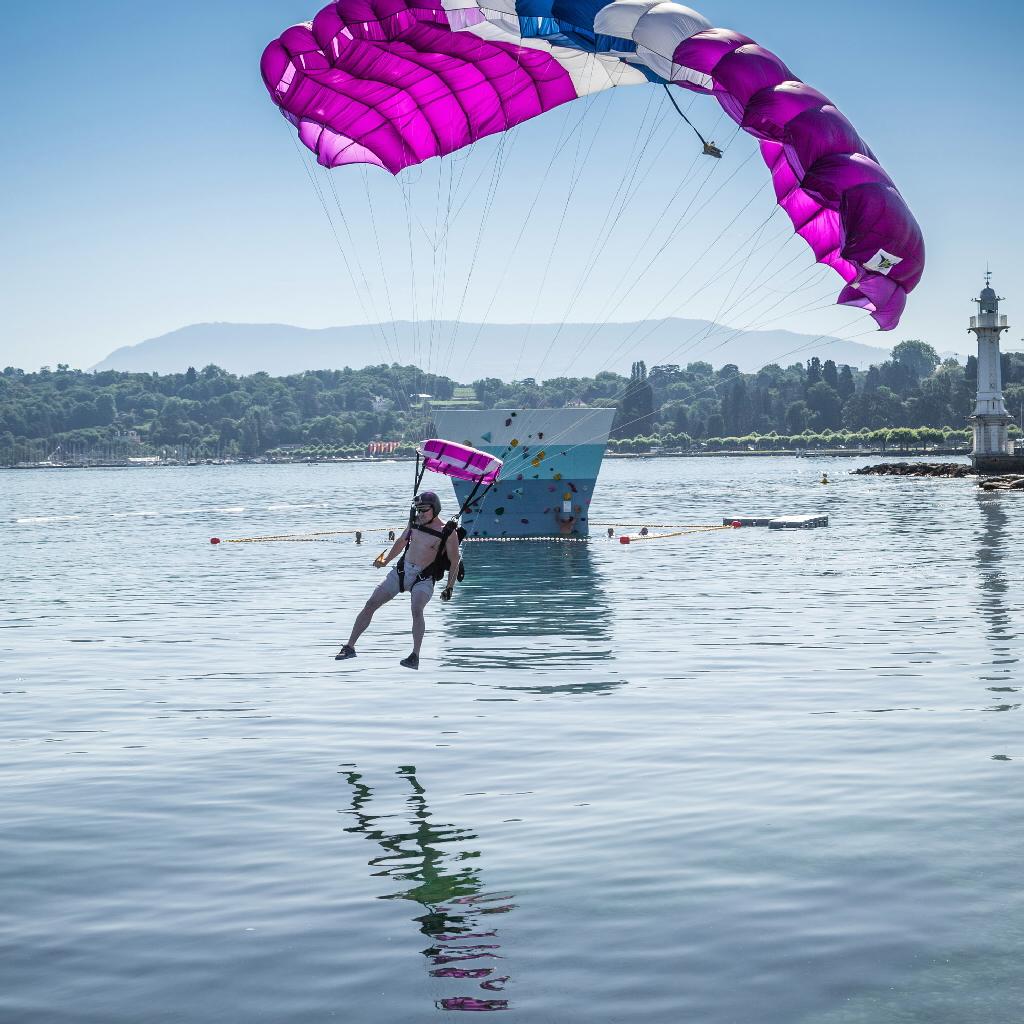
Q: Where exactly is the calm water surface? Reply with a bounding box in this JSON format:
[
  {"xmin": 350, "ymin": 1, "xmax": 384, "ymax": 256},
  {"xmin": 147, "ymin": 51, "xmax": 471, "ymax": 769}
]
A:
[{"xmin": 2, "ymin": 458, "xmax": 1022, "ymax": 1022}]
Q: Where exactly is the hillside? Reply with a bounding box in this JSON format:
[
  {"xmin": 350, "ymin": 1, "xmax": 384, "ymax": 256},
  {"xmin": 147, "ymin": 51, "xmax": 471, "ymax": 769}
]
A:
[{"xmin": 91, "ymin": 319, "xmax": 894, "ymax": 378}]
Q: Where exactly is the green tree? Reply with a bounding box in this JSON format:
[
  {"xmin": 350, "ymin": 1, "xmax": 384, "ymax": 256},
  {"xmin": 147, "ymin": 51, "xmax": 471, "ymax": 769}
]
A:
[{"xmin": 892, "ymin": 340, "xmax": 940, "ymax": 381}]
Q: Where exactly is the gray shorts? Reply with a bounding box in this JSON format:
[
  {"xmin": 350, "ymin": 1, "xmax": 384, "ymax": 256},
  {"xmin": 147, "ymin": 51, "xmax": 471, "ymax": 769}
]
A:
[{"xmin": 373, "ymin": 562, "xmax": 435, "ymax": 603}]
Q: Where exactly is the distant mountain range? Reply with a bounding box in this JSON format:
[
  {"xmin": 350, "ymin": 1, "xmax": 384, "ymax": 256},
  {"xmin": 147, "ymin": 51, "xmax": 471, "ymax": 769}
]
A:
[{"xmin": 92, "ymin": 319, "xmax": 895, "ymax": 378}]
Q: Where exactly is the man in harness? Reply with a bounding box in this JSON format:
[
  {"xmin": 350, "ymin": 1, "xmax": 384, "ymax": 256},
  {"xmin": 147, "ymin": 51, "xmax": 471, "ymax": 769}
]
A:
[{"xmin": 335, "ymin": 491, "xmax": 461, "ymax": 670}]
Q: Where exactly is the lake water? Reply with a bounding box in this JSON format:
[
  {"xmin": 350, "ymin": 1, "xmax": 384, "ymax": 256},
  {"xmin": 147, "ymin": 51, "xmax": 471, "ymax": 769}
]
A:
[{"xmin": 3, "ymin": 457, "xmax": 1022, "ymax": 1023}]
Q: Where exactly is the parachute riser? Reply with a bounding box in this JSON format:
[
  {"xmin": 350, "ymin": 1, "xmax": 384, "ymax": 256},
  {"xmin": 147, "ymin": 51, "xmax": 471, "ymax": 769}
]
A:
[{"xmin": 663, "ymin": 85, "xmax": 722, "ymax": 158}]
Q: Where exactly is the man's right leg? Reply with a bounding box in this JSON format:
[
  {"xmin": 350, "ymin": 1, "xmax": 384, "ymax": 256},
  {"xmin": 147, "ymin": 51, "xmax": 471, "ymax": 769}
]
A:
[{"xmin": 339, "ymin": 574, "xmax": 398, "ymax": 655}]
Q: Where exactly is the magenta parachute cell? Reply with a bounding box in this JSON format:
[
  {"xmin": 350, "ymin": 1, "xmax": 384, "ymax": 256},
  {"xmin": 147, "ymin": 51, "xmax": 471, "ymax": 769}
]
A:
[
  {"xmin": 419, "ymin": 439, "xmax": 503, "ymax": 484},
  {"xmin": 262, "ymin": 1, "xmax": 924, "ymax": 330}
]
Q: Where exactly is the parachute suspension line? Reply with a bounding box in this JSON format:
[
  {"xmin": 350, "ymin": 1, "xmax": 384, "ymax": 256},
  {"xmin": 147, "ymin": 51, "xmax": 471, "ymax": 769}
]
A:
[
  {"xmin": 494, "ymin": 199, "xmax": 825, "ymax": 479},
  {"xmin": 556, "ymin": 132, "xmax": 751, "ymax": 375},
  {"xmin": 427, "ymin": 35, "xmax": 536, "ymax": 380},
  {"xmin": 424, "ymin": 154, "xmax": 451, "ymax": 380},
  {"xmin": 558, "ymin": 158, "xmax": 765, "ymax": 381},
  {"xmin": 663, "ymin": 84, "xmax": 722, "ymax": 158},
  {"xmin": 321, "ymin": 163, "xmax": 415, "ymax": 416},
  {"xmin": 532, "ymin": 116, "xmax": 708, "ymax": 382},
  {"xmin": 491, "ymin": 207, "xmax": 846, "ymax": 478},
  {"xmin": 453, "ymin": 99, "xmax": 597, "ymax": 382},
  {"xmin": 680, "ymin": 234, "xmax": 848, "ymax": 360},
  {"xmin": 359, "ymin": 165, "xmax": 403, "ymax": 384},
  {"xmin": 438, "ymin": 128, "xmax": 519, "ymax": 376},
  {"xmin": 499, "ymin": 90, "xmax": 704, "ymax": 470},
  {"xmin": 657, "ymin": 203, "xmax": 780, "ymax": 366},
  {"xmin": 285, "ymin": 128, "xmax": 413, "ymax": 415},
  {"xmin": 509, "ymin": 90, "xmax": 615, "ymax": 383},
  {"xmin": 398, "ymin": 173, "xmax": 424, "ymax": 394},
  {"xmin": 432, "ymin": 154, "xmax": 459, "ymax": 380},
  {"xmin": 528, "ymin": 88, "xmax": 690, "ymax": 383}
]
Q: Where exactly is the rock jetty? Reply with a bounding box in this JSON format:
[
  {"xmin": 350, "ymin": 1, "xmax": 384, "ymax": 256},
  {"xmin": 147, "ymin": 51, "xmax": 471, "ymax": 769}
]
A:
[
  {"xmin": 852, "ymin": 462, "xmax": 974, "ymax": 478},
  {"xmin": 978, "ymin": 475, "xmax": 1024, "ymax": 491},
  {"xmin": 852, "ymin": 462, "xmax": 1024, "ymax": 490}
]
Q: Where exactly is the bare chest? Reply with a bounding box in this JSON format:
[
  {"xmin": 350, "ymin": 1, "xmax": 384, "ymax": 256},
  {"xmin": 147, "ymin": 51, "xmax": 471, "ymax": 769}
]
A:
[{"xmin": 406, "ymin": 528, "xmax": 442, "ymax": 565}]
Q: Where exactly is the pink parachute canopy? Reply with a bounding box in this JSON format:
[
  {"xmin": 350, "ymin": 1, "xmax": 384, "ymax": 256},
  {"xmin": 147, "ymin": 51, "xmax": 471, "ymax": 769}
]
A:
[
  {"xmin": 262, "ymin": 1, "xmax": 924, "ymax": 331},
  {"xmin": 419, "ymin": 439, "xmax": 502, "ymax": 485}
]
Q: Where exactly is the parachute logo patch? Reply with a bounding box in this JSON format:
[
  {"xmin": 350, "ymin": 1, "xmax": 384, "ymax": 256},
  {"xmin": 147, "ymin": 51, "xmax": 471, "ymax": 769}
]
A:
[{"xmin": 866, "ymin": 249, "xmax": 902, "ymax": 275}]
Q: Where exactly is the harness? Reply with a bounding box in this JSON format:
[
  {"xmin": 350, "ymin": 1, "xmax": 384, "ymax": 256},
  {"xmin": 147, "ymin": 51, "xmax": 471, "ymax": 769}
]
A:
[
  {"xmin": 394, "ymin": 448, "xmax": 494, "ymax": 594},
  {"xmin": 396, "ymin": 520, "xmax": 465, "ymax": 593}
]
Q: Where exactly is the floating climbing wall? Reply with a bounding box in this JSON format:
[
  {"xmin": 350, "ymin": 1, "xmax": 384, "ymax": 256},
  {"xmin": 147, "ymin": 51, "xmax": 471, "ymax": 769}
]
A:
[{"xmin": 430, "ymin": 409, "xmax": 616, "ymax": 538}]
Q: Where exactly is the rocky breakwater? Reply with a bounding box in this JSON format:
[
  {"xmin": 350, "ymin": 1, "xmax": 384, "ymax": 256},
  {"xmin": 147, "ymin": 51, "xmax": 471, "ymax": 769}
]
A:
[
  {"xmin": 978, "ymin": 475, "xmax": 1024, "ymax": 492},
  {"xmin": 852, "ymin": 462, "xmax": 1024, "ymax": 490},
  {"xmin": 852, "ymin": 462, "xmax": 974, "ymax": 479}
]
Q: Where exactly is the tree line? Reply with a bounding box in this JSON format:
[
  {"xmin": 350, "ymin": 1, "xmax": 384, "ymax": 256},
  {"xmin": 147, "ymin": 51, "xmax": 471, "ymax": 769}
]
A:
[{"xmin": 2, "ymin": 340, "xmax": 1023, "ymax": 463}]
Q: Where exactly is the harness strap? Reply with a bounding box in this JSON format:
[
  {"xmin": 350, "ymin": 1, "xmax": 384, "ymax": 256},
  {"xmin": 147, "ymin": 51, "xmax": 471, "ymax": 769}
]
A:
[{"xmin": 411, "ymin": 523, "xmax": 445, "ymax": 538}]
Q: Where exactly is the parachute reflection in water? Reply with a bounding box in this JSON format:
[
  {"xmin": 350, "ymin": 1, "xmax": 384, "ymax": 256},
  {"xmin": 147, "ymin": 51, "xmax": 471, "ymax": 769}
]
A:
[{"xmin": 262, "ymin": 0, "xmax": 923, "ymax": 330}]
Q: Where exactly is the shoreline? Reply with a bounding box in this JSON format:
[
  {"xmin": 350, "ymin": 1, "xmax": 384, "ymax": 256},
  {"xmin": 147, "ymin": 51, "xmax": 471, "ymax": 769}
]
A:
[{"xmin": 2, "ymin": 449, "xmax": 972, "ymax": 471}]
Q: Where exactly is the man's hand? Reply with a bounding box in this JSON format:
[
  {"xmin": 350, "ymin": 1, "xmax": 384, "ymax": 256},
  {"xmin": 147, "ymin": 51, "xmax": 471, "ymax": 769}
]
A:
[
  {"xmin": 373, "ymin": 551, "xmax": 389, "ymax": 569},
  {"xmin": 440, "ymin": 585, "xmax": 454, "ymax": 602}
]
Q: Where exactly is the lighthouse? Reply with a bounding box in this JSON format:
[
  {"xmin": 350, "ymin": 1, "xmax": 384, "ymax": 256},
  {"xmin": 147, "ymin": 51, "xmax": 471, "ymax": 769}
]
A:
[{"xmin": 969, "ymin": 273, "xmax": 1018, "ymax": 471}]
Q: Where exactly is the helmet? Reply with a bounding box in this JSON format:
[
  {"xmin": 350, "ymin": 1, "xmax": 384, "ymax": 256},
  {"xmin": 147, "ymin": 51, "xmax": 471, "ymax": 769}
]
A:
[{"xmin": 412, "ymin": 491, "xmax": 441, "ymax": 523}]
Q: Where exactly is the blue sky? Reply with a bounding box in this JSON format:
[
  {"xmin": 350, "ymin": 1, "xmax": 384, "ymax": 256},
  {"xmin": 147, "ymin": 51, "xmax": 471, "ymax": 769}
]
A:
[{"xmin": 3, "ymin": 1, "xmax": 1022, "ymax": 376}]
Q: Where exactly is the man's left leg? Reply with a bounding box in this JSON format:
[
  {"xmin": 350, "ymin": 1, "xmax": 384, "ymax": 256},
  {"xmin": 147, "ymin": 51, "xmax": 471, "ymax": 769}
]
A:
[{"xmin": 401, "ymin": 583, "xmax": 433, "ymax": 669}]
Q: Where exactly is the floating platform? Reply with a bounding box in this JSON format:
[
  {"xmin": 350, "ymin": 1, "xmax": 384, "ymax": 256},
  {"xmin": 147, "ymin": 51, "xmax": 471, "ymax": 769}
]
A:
[{"xmin": 724, "ymin": 514, "xmax": 829, "ymax": 530}]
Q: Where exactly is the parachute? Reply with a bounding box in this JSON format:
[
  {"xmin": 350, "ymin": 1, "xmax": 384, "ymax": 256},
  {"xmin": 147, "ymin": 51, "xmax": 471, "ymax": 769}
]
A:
[
  {"xmin": 418, "ymin": 438, "xmax": 503, "ymax": 485},
  {"xmin": 261, "ymin": 1, "xmax": 923, "ymax": 330}
]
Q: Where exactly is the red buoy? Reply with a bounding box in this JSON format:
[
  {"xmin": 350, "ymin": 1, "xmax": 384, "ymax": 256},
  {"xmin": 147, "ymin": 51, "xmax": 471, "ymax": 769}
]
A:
[
  {"xmin": 731, "ymin": 521, "xmax": 742, "ymax": 529},
  {"xmin": 210, "ymin": 537, "xmax": 221, "ymax": 545},
  {"xmin": 619, "ymin": 535, "xmax": 631, "ymax": 545}
]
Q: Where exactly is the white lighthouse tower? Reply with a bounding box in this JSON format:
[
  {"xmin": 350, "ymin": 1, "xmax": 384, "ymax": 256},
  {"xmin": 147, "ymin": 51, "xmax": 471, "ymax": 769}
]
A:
[{"xmin": 969, "ymin": 272, "xmax": 1014, "ymax": 469}]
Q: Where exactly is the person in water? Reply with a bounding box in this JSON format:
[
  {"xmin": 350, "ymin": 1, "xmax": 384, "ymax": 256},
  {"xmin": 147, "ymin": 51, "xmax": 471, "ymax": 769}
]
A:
[
  {"xmin": 821, "ymin": 472, "xmax": 830, "ymax": 485},
  {"xmin": 335, "ymin": 491, "xmax": 460, "ymax": 670}
]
